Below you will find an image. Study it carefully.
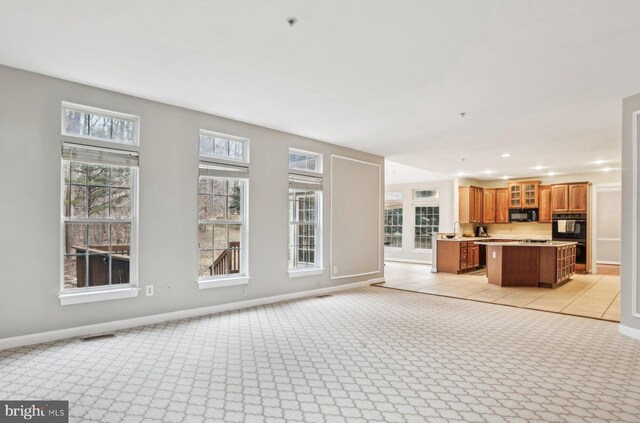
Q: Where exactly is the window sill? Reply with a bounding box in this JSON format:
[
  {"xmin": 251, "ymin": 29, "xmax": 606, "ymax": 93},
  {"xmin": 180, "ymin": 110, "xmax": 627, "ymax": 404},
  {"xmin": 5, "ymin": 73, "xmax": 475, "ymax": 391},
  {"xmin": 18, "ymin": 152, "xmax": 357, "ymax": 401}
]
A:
[
  {"xmin": 288, "ymin": 268, "xmax": 324, "ymax": 278},
  {"xmin": 198, "ymin": 276, "xmax": 250, "ymax": 290},
  {"xmin": 411, "ymin": 249, "xmax": 432, "ymax": 254},
  {"xmin": 384, "ymin": 247, "xmax": 403, "ymax": 252},
  {"xmin": 59, "ymin": 286, "xmax": 139, "ymax": 306}
]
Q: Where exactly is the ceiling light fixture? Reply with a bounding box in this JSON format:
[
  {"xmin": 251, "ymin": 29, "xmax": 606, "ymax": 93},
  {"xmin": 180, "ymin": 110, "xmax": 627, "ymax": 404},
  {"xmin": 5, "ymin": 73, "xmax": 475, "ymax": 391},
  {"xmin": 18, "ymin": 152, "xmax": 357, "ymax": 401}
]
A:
[
  {"xmin": 457, "ymin": 171, "xmax": 465, "ymax": 177},
  {"xmin": 601, "ymin": 167, "xmax": 611, "ymax": 172},
  {"xmin": 501, "ymin": 175, "xmax": 510, "ymax": 180},
  {"xmin": 483, "ymin": 170, "xmax": 495, "ymax": 174},
  {"xmin": 534, "ymin": 165, "xmax": 546, "ymax": 170},
  {"xmin": 501, "ymin": 153, "xmax": 511, "ymax": 158},
  {"xmin": 593, "ymin": 159, "xmax": 605, "ymax": 165},
  {"xmin": 547, "ymin": 171, "xmax": 555, "ymax": 176}
]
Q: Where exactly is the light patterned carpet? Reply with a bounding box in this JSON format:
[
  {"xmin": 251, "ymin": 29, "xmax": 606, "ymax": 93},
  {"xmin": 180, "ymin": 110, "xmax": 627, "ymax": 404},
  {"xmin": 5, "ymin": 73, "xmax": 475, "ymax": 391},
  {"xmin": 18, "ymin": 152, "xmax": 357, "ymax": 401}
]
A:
[{"xmin": 1, "ymin": 286, "xmax": 639, "ymax": 423}]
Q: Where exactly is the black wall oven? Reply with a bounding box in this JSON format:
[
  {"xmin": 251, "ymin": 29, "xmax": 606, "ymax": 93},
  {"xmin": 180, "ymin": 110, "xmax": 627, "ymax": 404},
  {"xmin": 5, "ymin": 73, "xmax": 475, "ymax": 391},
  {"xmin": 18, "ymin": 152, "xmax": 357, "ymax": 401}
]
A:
[{"xmin": 552, "ymin": 212, "xmax": 587, "ymax": 266}]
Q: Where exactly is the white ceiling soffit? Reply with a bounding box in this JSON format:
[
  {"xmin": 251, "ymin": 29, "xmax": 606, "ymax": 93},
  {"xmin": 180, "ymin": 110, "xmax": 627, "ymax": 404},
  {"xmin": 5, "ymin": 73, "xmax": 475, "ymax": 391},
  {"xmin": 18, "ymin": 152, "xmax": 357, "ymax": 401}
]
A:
[
  {"xmin": 385, "ymin": 160, "xmax": 450, "ymax": 185},
  {"xmin": 0, "ymin": 0, "xmax": 637, "ymax": 179}
]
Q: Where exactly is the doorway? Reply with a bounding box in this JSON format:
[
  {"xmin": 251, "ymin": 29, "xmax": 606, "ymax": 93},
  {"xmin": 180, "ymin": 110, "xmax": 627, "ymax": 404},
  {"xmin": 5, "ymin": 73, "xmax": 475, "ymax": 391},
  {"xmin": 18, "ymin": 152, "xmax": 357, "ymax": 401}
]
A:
[{"xmin": 594, "ymin": 185, "xmax": 621, "ymax": 275}]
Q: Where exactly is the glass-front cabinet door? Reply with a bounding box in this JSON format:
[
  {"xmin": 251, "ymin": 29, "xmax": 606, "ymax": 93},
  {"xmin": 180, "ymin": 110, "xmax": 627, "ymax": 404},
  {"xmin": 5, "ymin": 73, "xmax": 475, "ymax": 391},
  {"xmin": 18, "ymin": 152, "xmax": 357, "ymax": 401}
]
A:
[
  {"xmin": 509, "ymin": 184, "xmax": 521, "ymax": 207},
  {"xmin": 523, "ymin": 182, "xmax": 538, "ymax": 207}
]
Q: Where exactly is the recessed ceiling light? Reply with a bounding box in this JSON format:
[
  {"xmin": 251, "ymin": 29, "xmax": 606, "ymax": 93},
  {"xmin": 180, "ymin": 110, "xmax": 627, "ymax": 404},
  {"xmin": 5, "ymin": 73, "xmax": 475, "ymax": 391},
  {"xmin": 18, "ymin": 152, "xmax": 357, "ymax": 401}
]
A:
[
  {"xmin": 593, "ymin": 159, "xmax": 605, "ymax": 165},
  {"xmin": 534, "ymin": 165, "xmax": 546, "ymax": 170},
  {"xmin": 456, "ymin": 171, "xmax": 465, "ymax": 177},
  {"xmin": 501, "ymin": 175, "xmax": 510, "ymax": 180},
  {"xmin": 483, "ymin": 170, "xmax": 495, "ymax": 174},
  {"xmin": 501, "ymin": 153, "xmax": 511, "ymax": 158},
  {"xmin": 601, "ymin": 167, "xmax": 611, "ymax": 172},
  {"xmin": 547, "ymin": 171, "xmax": 555, "ymax": 176}
]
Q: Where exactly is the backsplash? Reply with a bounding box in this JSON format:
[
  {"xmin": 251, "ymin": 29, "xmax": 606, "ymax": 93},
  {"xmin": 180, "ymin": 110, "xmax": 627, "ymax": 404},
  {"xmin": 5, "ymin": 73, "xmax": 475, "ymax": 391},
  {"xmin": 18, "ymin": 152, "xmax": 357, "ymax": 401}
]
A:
[{"xmin": 487, "ymin": 222, "xmax": 552, "ymax": 238}]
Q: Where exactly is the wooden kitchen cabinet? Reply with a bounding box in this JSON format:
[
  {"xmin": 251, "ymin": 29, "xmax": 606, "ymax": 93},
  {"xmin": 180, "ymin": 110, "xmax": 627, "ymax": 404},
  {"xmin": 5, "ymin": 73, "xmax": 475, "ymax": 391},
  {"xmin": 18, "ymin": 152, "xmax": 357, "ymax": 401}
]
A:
[
  {"xmin": 459, "ymin": 186, "xmax": 483, "ymax": 223},
  {"xmin": 538, "ymin": 185, "xmax": 552, "ymax": 223},
  {"xmin": 508, "ymin": 181, "xmax": 541, "ymax": 208},
  {"xmin": 482, "ymin": 189, "xmax": 496, "ymax": 223},
  {"xmin": 495, "ymin": 188, "xmax": 509, "ymax": 223},
  {"xmin": 568, "ymin": 183, "xmax": 588, "ymax": 212},
  {"xmin": 551, "ymin": 183, "xmax": 589, "ymax": 213},
  {"xmin": 437, "ymin": 240, "xmax": 482, "ymax": 274},
  {"xmin": 551, "ymin": 184, "xmax": 569, "ymax": 212}
]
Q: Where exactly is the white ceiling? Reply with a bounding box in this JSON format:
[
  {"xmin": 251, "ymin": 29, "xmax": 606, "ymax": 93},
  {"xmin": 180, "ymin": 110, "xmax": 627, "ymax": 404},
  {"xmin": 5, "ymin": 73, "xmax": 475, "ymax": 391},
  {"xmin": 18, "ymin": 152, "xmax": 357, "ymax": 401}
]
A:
[
  {"xmin": 0, "ymin": 0, "xmax": 637, "ymax": 179},
  {"xmin": 385, "ymin": 160, "xmax": 449, "ymax": 185}
]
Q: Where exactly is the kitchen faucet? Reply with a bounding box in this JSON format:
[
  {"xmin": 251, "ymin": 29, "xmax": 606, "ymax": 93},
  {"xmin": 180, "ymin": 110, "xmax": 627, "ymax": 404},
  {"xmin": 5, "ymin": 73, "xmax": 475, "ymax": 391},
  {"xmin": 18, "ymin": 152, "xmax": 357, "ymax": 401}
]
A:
[{"xmin": 453, "ymin": 220, "xmax": 462, "ymax": 238}]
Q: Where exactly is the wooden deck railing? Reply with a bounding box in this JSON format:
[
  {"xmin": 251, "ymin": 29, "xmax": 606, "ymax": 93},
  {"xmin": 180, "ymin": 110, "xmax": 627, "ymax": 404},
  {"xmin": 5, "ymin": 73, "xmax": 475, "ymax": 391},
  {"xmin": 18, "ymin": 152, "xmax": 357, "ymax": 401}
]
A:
[{"xmin": 211, "ymin": 242, "xmax": 240, "ymax": 275}]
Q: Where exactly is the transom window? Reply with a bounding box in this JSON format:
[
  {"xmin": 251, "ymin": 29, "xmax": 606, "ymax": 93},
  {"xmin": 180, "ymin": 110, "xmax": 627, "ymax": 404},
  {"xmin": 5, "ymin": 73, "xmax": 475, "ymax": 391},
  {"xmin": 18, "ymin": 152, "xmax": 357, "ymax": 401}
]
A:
[
  {"xmin": 198, "ymin": 165, "xmax": 248, "ymax": 280},
  {"xmin": 62, "ymin": 102, "xmax": 138, "ymax": 145},
  {"xmin": 288, "ymin": 174, "xmax": 322, "ymax": 269},
  {"xmin": 289, "ymin": 148, "xmax": 322, "ymax": 173},
  {"xmin": 414, "ymin": 190, "xmax": 438, "ymax": 200},
  {"xmin": 199, "ymin": 130, "xmax": 249, "ymax": 163},
  {"xmin": 414, "ymin": 205, "xmax": 439, "ymax": 250},
  {"xmin": 61, "ymin": 145, "xmax": 138, "ymax": 290}
]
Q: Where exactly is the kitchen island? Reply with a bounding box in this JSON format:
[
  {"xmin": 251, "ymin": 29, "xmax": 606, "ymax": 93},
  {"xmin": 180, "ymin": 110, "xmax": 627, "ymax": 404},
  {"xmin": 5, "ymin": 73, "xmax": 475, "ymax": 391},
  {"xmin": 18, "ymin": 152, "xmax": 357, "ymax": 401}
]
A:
[{"xmin": 475, "ymin": 240, "xmax": 577, "ymax": 288}]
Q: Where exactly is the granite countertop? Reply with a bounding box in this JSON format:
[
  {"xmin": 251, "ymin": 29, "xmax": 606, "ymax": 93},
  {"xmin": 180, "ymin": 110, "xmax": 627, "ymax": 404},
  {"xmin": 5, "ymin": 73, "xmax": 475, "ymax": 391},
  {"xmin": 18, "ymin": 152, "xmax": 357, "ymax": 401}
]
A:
[{"xmin": 474, "ymin": 240, "xmax": 577, "ymax": 247}]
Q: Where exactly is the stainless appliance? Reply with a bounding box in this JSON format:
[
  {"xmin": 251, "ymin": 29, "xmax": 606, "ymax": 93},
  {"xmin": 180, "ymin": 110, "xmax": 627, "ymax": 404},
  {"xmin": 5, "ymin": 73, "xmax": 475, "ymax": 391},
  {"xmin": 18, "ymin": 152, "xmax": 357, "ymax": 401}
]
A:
[
  {"xmin": 552, "ymin": 212, "xmax": 587, "ymax": 267},
  {"xmin": 509, "ymin": 208, "xmax": 538, "ymax": 222}
]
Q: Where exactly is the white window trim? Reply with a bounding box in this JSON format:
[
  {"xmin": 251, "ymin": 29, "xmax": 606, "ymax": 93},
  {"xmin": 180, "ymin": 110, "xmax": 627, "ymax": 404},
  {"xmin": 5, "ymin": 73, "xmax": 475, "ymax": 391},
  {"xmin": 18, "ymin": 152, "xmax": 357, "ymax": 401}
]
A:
[
  {"xmin": 384, "ymin": 247, "xmax": 403, "ymax": 252},
  {"xmin": 288, "ymin": 267, "xmax": 324, "ymax": 278},
  {"xmin": 59, "ymin": 286, "xmax": 139, "ymax": 306},
  {"xmin": 411, "ymin": 249, "xmax": 431, "ymax": 254},
  {"xmin": 61, "ymin": 101, "xmax": 140, "ymax": 147},
  {"xmin": 197, "ymin": 163, "xmax": 250, "ymax": 285},
  {"xmin": 288, "ymin": 186, "xmax": 323, "ymax": 272},
  {"xmin": 59, "ymin": 145, "xmax": 140, "ymax": 304},
  {"xmin": 289, "ymin": 147, "xmax": 323, "ymax": 174},
  {"xmin": 198, "ymin": 275, "xmax": 251, "ymax": 290},
  {"xmin": 199, "ymin": 129, "xmax": 250, "ymax": 164}
]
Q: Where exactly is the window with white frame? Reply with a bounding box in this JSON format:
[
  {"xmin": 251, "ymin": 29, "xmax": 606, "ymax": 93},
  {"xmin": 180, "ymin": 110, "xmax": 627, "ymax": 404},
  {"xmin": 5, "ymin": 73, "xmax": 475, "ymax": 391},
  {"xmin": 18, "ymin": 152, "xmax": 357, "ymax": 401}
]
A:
[
  {"xmin": 61, "ymin": 146, "xmax": 139, "ymax": 291},
  {"xmin": 289, "ymin": 148, "xmax": 322, "ymax": 173},
  {"xmin": 414, "ymin": 205, "xmax": 439, "ymax": 250},
  {"xmin": 199, "ymin": 130, "xmax": 249, "ymax": 163},
  {"xmin": 288, "ymin": 174, "xmax": 322, "ymax": 270},
  {"xmin": 384, "ymin": 206, "xmax": 403, "ymax": 248},
  {"xmin": 62, "ymin": 102, "xmax": 138, "ymax": 145},
  {"xmin": 198, "ymin": 166, "xmax": 248, "ymax": 280}
]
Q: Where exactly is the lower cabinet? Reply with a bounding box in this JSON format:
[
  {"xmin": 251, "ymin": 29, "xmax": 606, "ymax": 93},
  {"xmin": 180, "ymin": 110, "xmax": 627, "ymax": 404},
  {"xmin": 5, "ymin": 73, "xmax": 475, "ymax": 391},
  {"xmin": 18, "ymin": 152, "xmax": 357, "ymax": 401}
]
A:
[
  {"xmin": 538, "ymin": 244, "xmax": 576, "ymax": 288},
  {"xmin": 438, "ymin": 240, "xmax": 482, "ymax": 274}
]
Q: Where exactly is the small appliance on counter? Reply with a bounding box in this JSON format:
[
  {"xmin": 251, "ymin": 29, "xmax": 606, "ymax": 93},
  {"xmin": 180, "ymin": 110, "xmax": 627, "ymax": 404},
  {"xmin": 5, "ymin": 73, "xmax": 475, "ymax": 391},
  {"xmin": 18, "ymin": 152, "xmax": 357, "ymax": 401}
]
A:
[{"xmin": 474, "ymin": 226, "xmax": 488, "ymax": 237}]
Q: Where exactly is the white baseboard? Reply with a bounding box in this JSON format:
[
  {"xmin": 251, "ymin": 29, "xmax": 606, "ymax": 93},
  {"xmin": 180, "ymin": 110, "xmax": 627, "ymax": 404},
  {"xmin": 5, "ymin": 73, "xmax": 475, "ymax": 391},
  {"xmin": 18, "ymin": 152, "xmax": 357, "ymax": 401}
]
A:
[
  {"xmin": 0, "ymin": 278, "xmax": 382, "ymax": 351},
  {"xmin": 619, "ymin": 324, "xmax": 640, "ymax": 341},
  {"xmin": 384, "ymin": 258, "xmax": 431, "ymax": 265}
]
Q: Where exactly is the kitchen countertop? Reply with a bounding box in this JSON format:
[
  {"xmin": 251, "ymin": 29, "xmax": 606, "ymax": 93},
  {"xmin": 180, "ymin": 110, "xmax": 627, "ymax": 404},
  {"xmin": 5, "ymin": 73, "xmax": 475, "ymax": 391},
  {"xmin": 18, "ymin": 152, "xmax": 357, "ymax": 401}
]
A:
[{"xmin": 475, "ymin": 240, "xmax": 577, "ymax": 247}]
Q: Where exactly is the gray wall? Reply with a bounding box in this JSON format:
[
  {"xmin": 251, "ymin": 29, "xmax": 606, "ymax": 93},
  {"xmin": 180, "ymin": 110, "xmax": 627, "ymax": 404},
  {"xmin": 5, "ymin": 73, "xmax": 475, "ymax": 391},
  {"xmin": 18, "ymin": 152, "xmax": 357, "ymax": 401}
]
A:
[
  {"xmin": 0, "ymin": 65, "xmax": 384, "ymax": 339},
  {"xmin": 622, "ymin": 93, "xmax": 640, "ymax": 332}
]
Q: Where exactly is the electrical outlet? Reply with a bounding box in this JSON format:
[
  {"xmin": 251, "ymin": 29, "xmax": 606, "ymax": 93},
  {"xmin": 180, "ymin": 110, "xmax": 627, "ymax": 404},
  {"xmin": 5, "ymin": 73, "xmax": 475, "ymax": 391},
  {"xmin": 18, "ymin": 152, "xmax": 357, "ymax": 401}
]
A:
[
  {"xmin": 146, "ymin": 285, "xmax": 154, "ymax": 296},
  {"xmin": 333, "ymin": 266, "xmax": 338, "ymax": 274},
  {"xmin": 492, "ymin": 251, "xmax": 496, "ymax": 259}
]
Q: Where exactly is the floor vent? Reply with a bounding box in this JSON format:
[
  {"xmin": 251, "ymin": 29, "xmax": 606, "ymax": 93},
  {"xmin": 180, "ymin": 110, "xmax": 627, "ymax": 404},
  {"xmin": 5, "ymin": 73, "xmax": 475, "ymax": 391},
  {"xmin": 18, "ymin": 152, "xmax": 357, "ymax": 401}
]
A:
[
  {"xmin": 316, "ymin": 294, "xmax": 333, "ymax": 299},
  {"xmin": 81, "ymin": 333, "xmax": 115, "ymax": 342}
]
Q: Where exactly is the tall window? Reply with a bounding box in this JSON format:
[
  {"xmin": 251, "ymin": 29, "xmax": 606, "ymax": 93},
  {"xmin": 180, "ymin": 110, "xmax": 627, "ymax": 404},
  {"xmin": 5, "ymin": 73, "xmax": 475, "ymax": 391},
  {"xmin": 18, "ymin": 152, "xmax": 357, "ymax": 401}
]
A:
[
  {"xmin": 288, "ymin": 175, "xmax": 322, "ymax": 271},
  {"xmin": 60, "ymin": 103, "xmax": 139, "ymax": 294},
  {"xmin": 414, "ymin": 205, "xmax": 439, "ymax": 249},
  {"xmin": 384, "ymin": 207, "xmax": 403, "ymax": 248},
  {"xmin": 198, "ymin": 131, "xmax": 249, "ymax": 283}
]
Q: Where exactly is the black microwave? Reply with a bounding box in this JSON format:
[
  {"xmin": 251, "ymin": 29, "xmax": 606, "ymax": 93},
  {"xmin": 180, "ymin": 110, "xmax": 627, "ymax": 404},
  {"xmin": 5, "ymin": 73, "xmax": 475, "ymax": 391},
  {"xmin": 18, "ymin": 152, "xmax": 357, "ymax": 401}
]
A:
[{"xmin": 509, "ymin": 208, "xmax": 538, "ymax": 222}]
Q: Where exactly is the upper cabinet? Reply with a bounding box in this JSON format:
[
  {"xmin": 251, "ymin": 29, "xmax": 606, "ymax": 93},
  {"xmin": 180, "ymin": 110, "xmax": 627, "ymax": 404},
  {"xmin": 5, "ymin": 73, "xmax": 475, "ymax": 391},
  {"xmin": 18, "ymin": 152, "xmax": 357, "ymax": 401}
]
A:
[
  {"xmin": 495, "ymin": 188, "xmax": 509, "ymax": 223},
  {"xmin": 539, "ymin": 185, "xmax": 552, "ymax": 223},
  {"xmin": 551, "ymin": 185, "xmax": 569, "ymax": 212},
  {"xmin": 482, "ymin": 189, "xmax": 496, "ymax": 223},
  {"xmin": 508, "ymin": 181, "xmax": 541, "ymax": 208},
  {"xmin": 459, "ymin": 186, "xmax": 483, "ymax": 223},
  {"xmin": 551, "ymin": 183, "xmax": 590, "ymax": 213}
]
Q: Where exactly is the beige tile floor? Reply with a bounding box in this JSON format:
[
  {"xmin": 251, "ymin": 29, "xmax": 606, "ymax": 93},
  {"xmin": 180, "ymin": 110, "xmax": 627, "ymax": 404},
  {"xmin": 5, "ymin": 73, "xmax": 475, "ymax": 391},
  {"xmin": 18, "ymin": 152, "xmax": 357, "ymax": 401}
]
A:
[{"xmin": 378, "ymin": 261, "xmax": 621, "ymax": 322}]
